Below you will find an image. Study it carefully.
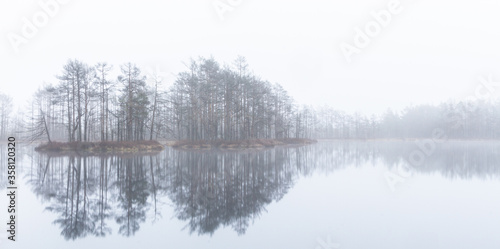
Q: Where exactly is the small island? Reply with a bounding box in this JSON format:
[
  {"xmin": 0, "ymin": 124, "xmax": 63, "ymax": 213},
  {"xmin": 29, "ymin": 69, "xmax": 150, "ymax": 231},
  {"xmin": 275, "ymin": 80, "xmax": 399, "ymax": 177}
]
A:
[
  {"xmin": 29, "ymin": 57, "xmax": 319, "ymax": 154},
  {"xmin": 35, "ymin": 140, "xmax": 164, "ymax": 154},
  {"xmin": 34, "ymin": 138, "xmax": 316, "ymax": 154}
]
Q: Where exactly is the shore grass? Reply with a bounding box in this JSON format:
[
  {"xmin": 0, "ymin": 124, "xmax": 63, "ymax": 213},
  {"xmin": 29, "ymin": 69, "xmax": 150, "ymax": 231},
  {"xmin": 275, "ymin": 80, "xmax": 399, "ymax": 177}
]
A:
[
  {"xmin": 35, "ymin": 140, "xmax": 164, "ymax": 153},
  {"xmin": 171, "ymin": 138, "xmax": 317, "ymax": 150}
]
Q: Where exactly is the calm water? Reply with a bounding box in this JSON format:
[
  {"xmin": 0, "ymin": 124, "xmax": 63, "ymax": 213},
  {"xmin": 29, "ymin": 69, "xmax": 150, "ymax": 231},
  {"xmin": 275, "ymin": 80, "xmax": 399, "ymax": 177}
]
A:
[{"xmin": 1, "ymin": 141, "xmax": 500, "ymax": 249}]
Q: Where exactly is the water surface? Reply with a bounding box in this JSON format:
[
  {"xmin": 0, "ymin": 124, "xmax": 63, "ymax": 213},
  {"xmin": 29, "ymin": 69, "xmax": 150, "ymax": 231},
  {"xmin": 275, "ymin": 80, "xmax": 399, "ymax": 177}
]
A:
[{"xmin": 1, "ymin": 141, "xmax": 500, "ymax": 249}]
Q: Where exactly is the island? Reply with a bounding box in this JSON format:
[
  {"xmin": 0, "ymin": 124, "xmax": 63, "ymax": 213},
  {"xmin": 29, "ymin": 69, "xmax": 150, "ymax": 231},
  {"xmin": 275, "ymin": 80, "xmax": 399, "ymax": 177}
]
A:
[
  {"xmin": 35, "ymin": 140, "xmax": 164, "ymax": 154},
  {"xmin": 28, "ymin": 57, "xmax": 319, "ymax": 154},
  {"xmin": 34, "ymin": 138, "xmax": 317, "ymax": 154}
]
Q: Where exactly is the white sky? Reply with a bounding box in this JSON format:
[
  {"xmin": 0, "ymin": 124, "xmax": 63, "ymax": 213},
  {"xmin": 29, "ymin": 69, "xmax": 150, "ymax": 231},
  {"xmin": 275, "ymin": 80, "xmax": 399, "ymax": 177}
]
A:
[{"xmin": 1, "ymin": 0, "xmax": 499, "ymax": 115}]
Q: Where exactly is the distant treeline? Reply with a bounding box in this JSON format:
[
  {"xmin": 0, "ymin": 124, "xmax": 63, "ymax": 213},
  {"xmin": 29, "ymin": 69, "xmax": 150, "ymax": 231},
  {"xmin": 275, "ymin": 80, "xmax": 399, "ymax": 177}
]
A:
[
  {"xmin": 305, "ymin": 101, "xmax": 500, "ymax": 139},
  {"xmin": 5, "ymin": 56, "xmax": 500, "ymax": 142}
]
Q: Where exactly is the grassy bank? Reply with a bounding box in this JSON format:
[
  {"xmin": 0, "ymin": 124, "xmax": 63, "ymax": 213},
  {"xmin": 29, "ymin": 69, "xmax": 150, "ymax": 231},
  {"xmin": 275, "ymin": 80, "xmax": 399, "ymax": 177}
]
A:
[
  {"xmin": 35, "ymin": 140, "xmax": 164, "ymax": 153},
  {"xmin": 171, "ymin": 138, "xmax": 317, "ymax": 150}
]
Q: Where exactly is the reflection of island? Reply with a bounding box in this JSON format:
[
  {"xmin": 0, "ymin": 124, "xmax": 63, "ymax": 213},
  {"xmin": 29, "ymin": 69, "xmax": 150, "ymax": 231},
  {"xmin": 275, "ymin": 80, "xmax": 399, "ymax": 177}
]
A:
[
  {"xmin": 163, "ymin": 149, "xmax": 297, "ymax": 235},
  {"xmin": 24, "ymin": 141, "xmax": 500, "ymax": 239},
  {"xmin": 28, "ymin": 147, "xmax": 300, "ymax": 239}
]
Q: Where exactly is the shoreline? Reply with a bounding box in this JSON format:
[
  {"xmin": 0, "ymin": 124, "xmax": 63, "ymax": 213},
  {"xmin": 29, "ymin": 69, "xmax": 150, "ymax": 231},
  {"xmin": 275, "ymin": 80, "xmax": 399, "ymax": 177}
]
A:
[
  {"xmin": 33, "ymin": 138, "xmax": 497, "ymax": 155},
  {"xmin": 34, "ymin": 139, "xmax": 317, "ymax": 154},
  {"xmin": 34, "ymin": 140, "xmax": 165, "ymax": 154},
  {"xmin": 170, "ymin": 138, "xmax": 317, "ymax": 150}
]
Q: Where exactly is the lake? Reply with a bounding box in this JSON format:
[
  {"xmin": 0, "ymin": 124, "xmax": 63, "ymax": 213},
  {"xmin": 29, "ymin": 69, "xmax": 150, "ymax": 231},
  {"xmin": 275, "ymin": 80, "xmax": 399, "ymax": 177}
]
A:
[{"xmin": 1, "ymin": 141, "xmax": 500, "ymax": 249}]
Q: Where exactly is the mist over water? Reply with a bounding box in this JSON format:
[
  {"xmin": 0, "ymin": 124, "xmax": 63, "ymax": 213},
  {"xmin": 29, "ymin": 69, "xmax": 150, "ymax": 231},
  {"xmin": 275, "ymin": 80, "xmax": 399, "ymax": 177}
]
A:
[
  {"xmin": 2, "ymin": 1, "xmax": 500, "ymax": 248},
  {"xmin": 2, "ymin": 141, "xmax": 500, "ymax": 248}
]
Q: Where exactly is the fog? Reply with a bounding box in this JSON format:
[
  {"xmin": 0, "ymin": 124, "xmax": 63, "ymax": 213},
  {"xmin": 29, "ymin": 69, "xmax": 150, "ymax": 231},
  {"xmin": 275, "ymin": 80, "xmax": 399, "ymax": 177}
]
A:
[
  {"xmin": 1, "ymin": 0, "xmax": 500, "ymax": 115},
  {"xmin": 1, "ymin": 2, "xmax": 500, "ymax": 248}
]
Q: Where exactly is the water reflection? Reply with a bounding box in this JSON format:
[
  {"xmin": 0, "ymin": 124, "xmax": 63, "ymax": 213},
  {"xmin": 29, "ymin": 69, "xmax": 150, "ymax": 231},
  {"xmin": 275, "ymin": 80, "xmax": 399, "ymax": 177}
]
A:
[
  {"xmin": 15, "ymin": 141, "xmax": 500, "ymax": 239},
  {"xmin": 164, "ymin": 148, "xmax": 296, "ymax": 235}
]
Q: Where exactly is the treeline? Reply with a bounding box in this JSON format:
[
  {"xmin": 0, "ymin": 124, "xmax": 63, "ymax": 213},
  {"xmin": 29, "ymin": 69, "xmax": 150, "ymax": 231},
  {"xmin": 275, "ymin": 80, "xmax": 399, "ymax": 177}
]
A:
[
  {"xmin": 21, "ymin": 56, "xmax": 500, "ymax": 142},
  {"xmin": 28, "ymin": 56, "xmax": 301, "ymax": 142},
  {"xmin": 169, "ymin": 56, "xmax": 296, "ymax": 140},
  {"xmin": 302, "ymin": 101, "xmax": 500, "ymax": 139},
  {"xmin": 29, "ymin": 60, "xmax": 150, "ymax": 142}
]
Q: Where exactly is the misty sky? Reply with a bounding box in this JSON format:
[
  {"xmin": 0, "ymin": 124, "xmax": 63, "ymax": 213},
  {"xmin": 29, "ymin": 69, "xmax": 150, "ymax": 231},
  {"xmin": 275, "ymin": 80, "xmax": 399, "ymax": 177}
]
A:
[{"xmin": 1, "ymin": 0, "xmax": 499, "ymax": 115}]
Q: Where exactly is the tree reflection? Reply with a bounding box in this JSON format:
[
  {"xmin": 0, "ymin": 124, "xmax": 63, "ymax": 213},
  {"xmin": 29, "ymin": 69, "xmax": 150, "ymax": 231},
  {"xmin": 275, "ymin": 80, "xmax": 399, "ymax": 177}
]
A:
[
  {"xmin": 164, "ymin": 149, "xmax": 295, "ymax": 235},
  {"xmin": 22, "ymin": 141, "xmax": 500, "ymax": 239},
  {"xmin": 115, "ymin": 157, "xmax": 149, "ymax": 236},
  {"xmin": 41, "ymin": 157, "xmax": 97, "ymax": 239}
]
